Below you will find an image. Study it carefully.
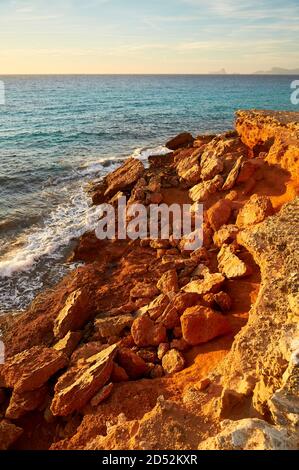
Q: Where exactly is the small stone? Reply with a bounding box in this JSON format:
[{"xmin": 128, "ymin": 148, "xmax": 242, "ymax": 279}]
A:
[
  {"xmin": 150, "ymin": 364, "xmax": 164, "ymax": 379},
  {"xmin": 130, "ymin": 282, "xmax": 160, "ymax": 300},
  {"xmin": 166, "ymin": 132, "xmax": 194, "ymax": 150},
  {"xmin": 162, "ymin": 349, "xmax": 185, "ymax": 375},
  {"xmin": 173, "ymin": 326, "xmax": 182, "ymax": 338},
  {"xmin": 90, "ymin": 382, "xmax": 113, "ymax": 408},
  {"xmin": 170, "ymin": 338, "xmax": 190, "ymax": 352},
  {"xmin": 213, "ymin": 224, "xmax": 239, "ymax": 248},
  {"xmin": 157, "ymin": 343, "xmax": 170, "ymax": 360},
  {"xmin": 93, "ymin": 314, "xmax": 133, "ymax": 340},
  {"xmin": 0, "ymin": 420, "xmax": 23, "ymax": 450},
  {"xmin": 53, "ymin": 331, "xmax": 82, "ymax": 357},
  {"xmin": 214, "ymin": 291, "xmax": 232, "ymax": 312},
  {"xmin": 136, "ymin": 348, "xmax": 158, "ymax": 364},
  {"xmin": 5, "ymin": 385, "xmax": 49, "ymax": 420},
  {"xmin": 183, "ymin": 272, "xmax": 225, "ymax": 295},
  {"xmin": 222, "ymin": 156, "xmax": 244, "ymax": 190}
]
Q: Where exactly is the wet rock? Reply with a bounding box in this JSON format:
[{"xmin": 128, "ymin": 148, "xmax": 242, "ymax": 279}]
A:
[
  {"xmin": 166, "ymin": 132, "xmax": 194, "ymax": 150},
  {"xmin": 93, "ymin": 314, "xmax": 133, "ymax": 341},
  {"xmin": 90, "ymin": 382, "xmax": 113, "ymax": 408},
  {"xmin": 53, "ymin": 331, "xmax": 83, "ymax": 357},
  {"xmin": 222, "ymin": 156, "xmax": 244, "ymax": 190},
  {"xmin": 236, "ymin": 194, "xmax": 274, "ymax": 228},
  {"xmin": 111, "ymin": 363, "xmax": 129, "ymax": 382},
  {"xmin": 50, "ymin": 344, "xmax": 117, "ymax": 416},
  {"xmin": 218, "ymin": 244, "xmax": 251, "ymax": 279},
  {"xmin": 189, "ymin": 175, "xmax": 223, "ymax": 202},
  {"xmin": 213, "ymin": 224, "xmax": 239, "ymax": 248},
  {"xmin": 0, "ymin": 420, "xmax": 23, "ymax": 450},
  {"xmin": 157, "ymin": 269, "xmax": 179, "ymax": 294},
  {"xmin": 116, "ymin": 348, "xmax": 148, "ymax": 380},
  {"xmin": 105, "ymin": 157, "xmax": 145, "ymax": 197},
  {"xmin": 207, "ymin": 199, "xmax": 232, "ymax": 231},
  {"xmin": 53, "ymin": 288, "xmax": 91, "ymax": 340},
  {"xmin": 162, "ymin": 349, "xmax": 185, "ymax": 375},
  {"xmin": 131, "ymin": 315, "xmax": 167, "ymax": 347},
  {"xmin": 157, "ymin": 343, "xmax": 170, "ymax": 360},
  {"xmin": 0, "ymin": 346, "xmax": 68, "ymax": 393},
  {"xmin": 5, "ymin": 385, "xmax": 48, "ymax": 420},
  {"xmin": 181, "ymin": 306, "xmax": 231, "ymax": 346}
]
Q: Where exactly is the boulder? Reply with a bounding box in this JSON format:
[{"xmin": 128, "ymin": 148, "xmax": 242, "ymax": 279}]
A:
[
  {"xmin": 166, "ymin": 132, "xmax": 194, "ymax": 150},
  {"xmin": 53, "ymin": 288, "xmax": 91, "ymax": 339},
  {"xmin": 218, "ymin": 244, "xmax": 251, "ymax": 279},
  {"xmin": 0, "ymin": 420, "xmax": 23, "ymax": 450},
  {"xmin": 0, "ymin": 346, "xmax": 68, "ymax": 393},
  {"xmin": 156, "ymin": 305, "xmax": 180, "ymax": 329},
  {"xmin": 50, "ymin": 344, "xmax": 117, "ymax": 416},
  {"xmin": 157, "ymin": 269, "xmax": 179, "ymax": 294},
  {"xmin": 104, "ymin": 158, "xmax": 145, "ymax": 197},
  {"xmin": 201, "ymin": 155, "xmax": 224, "ymax": 181},
  {"xmin": 181, "ymin": 306, "xmax": 231, "ymax": 346},
  {"xmin": 93, "ymin": 314, "xmax": 133, "ymax": 341},
  {"xmin": 236, "ymin": 194, "xmax": 274, "ymax": 228},
  {"xmin": 131, "ymin": 315, "xmax": 167, "ymax": 347},
  {"xmin": 135, "ymin": 294, "xmax": 170, "ymax": 321},
  {"xmin": 5, "ymin": 385, "xmax": 48, "ymax": 420},
  {"xmin": 207, "ymin": 199, "xmax": 232, "ymax": 231},
  {"xmin": 116, "ymin": 348, "xmax": 148, "ymax": 379},
  {"xmin": 162, "ymin": 349, "xmax": 185, "ymax": 374},
  {"xmin": 53, "ymin": 331, "xmax": 83, "ymax": 357}
]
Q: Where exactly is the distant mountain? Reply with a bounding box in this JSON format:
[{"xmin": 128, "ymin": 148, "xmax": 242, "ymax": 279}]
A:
[
  {"xmin": 254, "ymin": 67, "xmax": 299, "ymax": 75},
  {"xmin": 209, "ymin": 68, "xmax": 227, "ymax": 75}
]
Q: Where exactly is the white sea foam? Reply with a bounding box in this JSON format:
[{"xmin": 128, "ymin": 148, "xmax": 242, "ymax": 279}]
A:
[
  {"xmin": 0, "ymin": 187, "xmax": 101, "ymax": 278},
  {"xmin": 131, "ymin": 145, "xmax": 170, "ymax": 167}
]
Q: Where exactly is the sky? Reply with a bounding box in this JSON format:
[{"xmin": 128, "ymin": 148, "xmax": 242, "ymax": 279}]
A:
[{"xmin": 0, "ymin": 0, "xmax": 298, "ymax": 74}]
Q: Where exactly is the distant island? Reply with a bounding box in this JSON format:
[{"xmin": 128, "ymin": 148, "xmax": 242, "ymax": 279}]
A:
[{"xmin": 253, "ymin": 67, "xmax": 299, "ymax": 75}]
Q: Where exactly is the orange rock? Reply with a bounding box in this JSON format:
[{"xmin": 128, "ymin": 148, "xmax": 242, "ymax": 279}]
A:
[
  {"xmin": 104, "ymin": 157, "xmax": 145, "ymax": 197},
  {"xmin": 53, "ymin": 288, "xmax": 91, "ymax": 339},
  {"xmin": 90, "ymin": 382, "xmax": 113, "ymax": 408},
  {"xmin": 213, "ymin": 291, "xmax": 232, "ymax": 312},
  {"xmin": 162, "ymin": 349, "xmax": 185, "ymax": 374},
  {"xmin": 51, "ymin": 344, "xmax": 117, "ymax": 416},
  {"xmin": 93, "ymin": 314, "xmax": 133, "ymax": 341},
  {"xmin": 111, "ymin": 363, "xmax": 129, "ymax": 382},
  {"xmin": 156, "ymin": 305, "xmax": 180, "ymax": 329},
  {"xmin": 116, "ymin": 348, "xmax": 148, "ymax": 380},
  {"xmin": 183, "ymin": 272, "xmax": 225, "ymax": 295},
  {"xmin": 236, "ymin": 194, "xmax": 274, "ymax": 228},
  {"xmin": 166, "ymin": 132, "xmax": 194, "ymax": 150},
  {"xmin": 222, "ymin": 156, "xmax": 244, "ymax": 190},
  {"xmin": 131, "ymin": 315, "xmax": 167, "ymax": 347},
  {"xmin": 217, "ymin": 244, "xmax": 251, "ymax": 279},
  {"xmin": 181, "ymin": 306, "xmax": 232, "ymax": 346},
  {"xmin": 0, "ymin": 420, "xmax": 23, "ymax": 450},
  {"xmin": 157, "ymin": 269, "xmax": 179, "ymax": 294},
  {"xmin": 213, "ymin": 224, "xmax": 239, "ymax": 248},
  {"xmin": 5, "ymin": 385, "xmax": 48, "ymax": 420},
  {"xmin": 149, "ymin": 364, "xmax": 164, "ymax": 379},
  {"xmin": 130, "ymin": 282, "xmax": 160, "ymax": 300},
  {"xmin": 157, "ymin": 342, "xmax": 170, "ymax": 360},
  {"xmin": 70, "ymin": 342, "xmax": 108, "ymax": 365},
  {"xmin": 53, "ymin": 331, "xmax": 83, "ymax": 357},
  {"xmin": 207, "ymin": 199, "xmax": 232, "ymax": 231},
  {"xmin": 170, "ymin": 338, "xmax": 190, "ymax": 352},
  {"xmin": 0, "ymin": 346, "xmax": 68, "ymax": 393}
]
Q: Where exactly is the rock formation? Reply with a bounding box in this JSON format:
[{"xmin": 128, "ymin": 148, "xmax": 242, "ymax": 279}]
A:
[{"xmin": 0, "ymin": 110, "xmax": 298, "ymax": 450}]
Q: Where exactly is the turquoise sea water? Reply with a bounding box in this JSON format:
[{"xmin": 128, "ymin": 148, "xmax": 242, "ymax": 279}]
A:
[{"xmin": 0, "ymin": 74, "xmax": 297, "ymax": 312}]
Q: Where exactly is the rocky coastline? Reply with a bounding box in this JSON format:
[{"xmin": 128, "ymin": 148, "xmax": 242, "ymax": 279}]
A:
[{"xmin": 0, "ymin": 110, "xmax": 298, "ymax": 450}]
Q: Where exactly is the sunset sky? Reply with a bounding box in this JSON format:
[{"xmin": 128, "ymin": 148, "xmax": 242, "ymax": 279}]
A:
[{"xmin": 0, "ymin": 0, "xmax": 298, "ymax": 74}]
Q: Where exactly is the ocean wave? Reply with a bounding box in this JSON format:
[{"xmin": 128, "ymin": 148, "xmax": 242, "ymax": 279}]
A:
[{"xmin": 0, "ymin": 187, "xmax": 101, "ymax": 278}]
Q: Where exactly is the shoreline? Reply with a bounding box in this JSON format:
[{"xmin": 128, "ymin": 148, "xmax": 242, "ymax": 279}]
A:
[{"xmin": 0, "ymin": 109, "xmax": 298, "ymax": 450}]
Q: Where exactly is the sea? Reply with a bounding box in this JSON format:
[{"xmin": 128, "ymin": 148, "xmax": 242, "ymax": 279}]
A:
[{"xmin": 0, "ymin": 74, "xmax": 297, "ymax": 313}]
